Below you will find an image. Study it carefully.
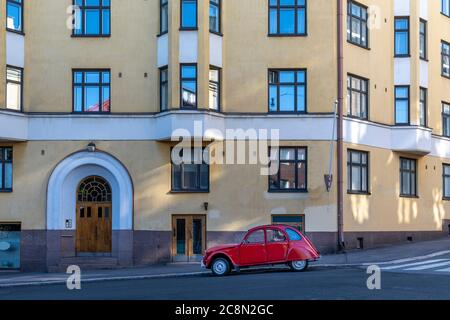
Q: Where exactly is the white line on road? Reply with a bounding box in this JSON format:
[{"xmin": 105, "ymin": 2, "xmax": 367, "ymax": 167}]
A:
[
  {"xmin": 436, "ymin": 267, "xmax": 450, "ymax": 273},
  {"xmin": 404, "ymin": 261, "xmax": 450, "ymax": 271},
  {"xmin": 362, "ymin": 250, "xmax": 450, "ymax": 266},
  {"xmin": 382, "ymin": 259, "xmax": 448, "ymax": 270}
]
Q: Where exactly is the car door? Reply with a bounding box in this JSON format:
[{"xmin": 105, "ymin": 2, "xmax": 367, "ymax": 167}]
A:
[
  {"xmin": 265, "ymin": 228, "xmax": 289, "ymax": 263},
  {"xmin": 239, "ymin": 229, "xmax": 267, "ymax": 266}
]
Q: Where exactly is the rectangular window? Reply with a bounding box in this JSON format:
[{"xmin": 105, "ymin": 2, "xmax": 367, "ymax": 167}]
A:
[
  {"xmin": 172, "ymin": 148, "xmax": 209, "ymax": 192},
  {"xmin": 269, "ymin": 147, "xmax": 307, "ymax": 192},
  {"xmin": 347, "ymin": 149, "xmax": 369, "ymax": 194},
  {"xmin": 400, "ymin": 157, "xmax": 417, "ymax": 197},
  {"xmin": 160, "ymin": 0, "xmax": 168, "ymax": 34},
  {"xmin": 269, "ymin": 69, "xmax": 306, "ymax": 113},
  {"xmin": 209, "ymin": 67, "xmax": 220, "ymax": 111},
  {"xmin": 419, "ymin": 87, "xmax": 427, "ymax": 127},
  {"xmin": 269, "ymin": 0, "xmax": 307, "ymax": 36},
  {"xmin": 443, "ymin": 102, "xmax": 450, "ymax": 137},
  {"xmin": 160, "ymin": 67, "xmax": 168, "ymax": 111},
  {"xmin": 394, "ymin": 17, "xmax": 409, "ymax": 57},
  {"xmin": 443, "ymin": 0, "xmax": 450, "ymax": 17},
  {"xmin": 73, "ymin": 0, "xmax": 111, "ymax": 36},
  {"xmin": 181, "ymin": 0, "xmax": 197, "ymax": 29},
  {"xmin": 209, "ymin": 0, "xmax": 221, "ymax": 33},
  {"xmin": 0, "ymin": 223, "xmax": 21, "ymax": 269},
  {"xmin": 272, "ymin": 215, "xmax": 305, "ymax": 232},
  {"xmin": 180, "ymin": 64, "xmax": 197, "ymax": 109},
  {"xmin": 347, "ymin": 1, "xmax": 368, "ymax": 48},
  {"xmin": 419, "ymin": 19, "xmax": 427, "ymax": 60},
  {"xmin": 395, "ymin": 86, "xmax": 409, "ymax": 125},
  {"xmin": 442, "ymin": 41, "xmax": 450, "ymax": 78},
  {"xmin": 6, "ymin": 66, "xmax": 22, "ymax": 111},
  {"xmin": 73, "ymin": 70, "xmax": 111, "ymax": 113},
  {"xmin": 347, "ymin": 74, "xmax": 368, "ymax": 119},
  {"xmin": 444, "ymin": 164, "xmax": 450, "ymax": 199},
  {"xmin": 6, "ymin": 0, "xmax": 23, "ymax": 32},
  {"xmin": 0, "ymin": 147, "xmax": 13, "ymax": 192}
]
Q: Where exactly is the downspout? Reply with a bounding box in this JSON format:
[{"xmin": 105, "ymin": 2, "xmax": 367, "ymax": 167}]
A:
[{"xmin": 336, "ymin": 0, "xmax": 345, "ymax": 251}]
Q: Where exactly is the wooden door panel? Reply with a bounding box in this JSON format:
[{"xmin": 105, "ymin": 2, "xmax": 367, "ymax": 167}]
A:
[
  {"xmin": 76, "ymin": 203, "xmax": 112, "ymax": 253},
  {"xmin": 172, "ymin": 215, "xmax": 206, "ymax": 262}
]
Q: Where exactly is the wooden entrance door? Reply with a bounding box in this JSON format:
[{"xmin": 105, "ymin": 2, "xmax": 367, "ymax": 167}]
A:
[
  {"xmin": 172, "ymin": 215, "xmax": 206, "ymax": 262},
  {"xmin": 76, "ymin": 176, "xmax": 113, "ymax": 254},
  {"xmin": 76, "ymin": 203, "xmax": 112, "ymax": 253}
]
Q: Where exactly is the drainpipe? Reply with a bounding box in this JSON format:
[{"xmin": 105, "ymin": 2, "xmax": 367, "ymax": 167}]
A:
[{"xmin": 336, "ymin": 0, "xmax": 345, "ymax": 251}]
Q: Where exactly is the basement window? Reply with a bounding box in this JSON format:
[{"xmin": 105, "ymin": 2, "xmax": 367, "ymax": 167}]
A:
[{"xmin": 0, "ymin": 223, "xmax": 21, "ymax": 269}]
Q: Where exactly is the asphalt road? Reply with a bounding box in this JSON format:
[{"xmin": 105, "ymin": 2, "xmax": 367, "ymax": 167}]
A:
[{"xmin": 0, "ymin": 266, "xmax": 449, "ymax": 300}]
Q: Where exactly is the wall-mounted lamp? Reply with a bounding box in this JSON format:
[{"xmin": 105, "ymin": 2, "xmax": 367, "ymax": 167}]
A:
[
  {"xmin": 87, "ymin": 142, "xmax": 96, "ymax": 152},
  {"xmin": 203, "ymin": 202, "xmax": 209, "ymax": 211}
]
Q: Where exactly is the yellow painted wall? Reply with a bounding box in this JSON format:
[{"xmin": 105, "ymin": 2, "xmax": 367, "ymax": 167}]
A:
[
  {"xmin": 0, "ymin": 140, "xmax": 337, "ymax": 232},
  {"xmin": 428, "ymin": 0, "xmax": 450, "ymax": 135},
  {"xmin": 344, "ymin": 143, "xmax": 450, "ymax": 232},
  {"xmin": 24, "ymin": 0, "xmax": 159, "ymax": 113},
  {"xmin": 0, "ymin": 0, "xmax": 6, "ymax": 109},
  {"xmin": 223, "ymin": 0, "xmax": 337, "ymax": 113}
]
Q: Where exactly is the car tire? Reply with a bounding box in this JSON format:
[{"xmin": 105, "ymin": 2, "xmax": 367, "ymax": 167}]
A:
[
  {"xmin": 211, "ymin": 257, "xmax": 231, "ymax": 276},
  {"xmin": 288, "ymin": 260, "xmax": 308, "ymax": 272}
]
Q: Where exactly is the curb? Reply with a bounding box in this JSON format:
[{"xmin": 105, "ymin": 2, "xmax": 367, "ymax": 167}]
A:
[{"xmin": 0, "ymin": 271, "xmax": 210, "ymax": 288}]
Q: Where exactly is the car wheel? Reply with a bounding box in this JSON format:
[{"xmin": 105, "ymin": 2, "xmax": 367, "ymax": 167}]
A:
[
  {"xmin": 289, "ymin": 260, "xmax": 308, "ymax": 272},
  {"xmin": 211, "ymin": 258, "xmax": 231, "ymax": 276}
]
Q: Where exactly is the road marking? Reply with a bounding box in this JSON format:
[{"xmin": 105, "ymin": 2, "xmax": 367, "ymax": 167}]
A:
[
  {"xmin": 362, "ymin": 250, "xmax": 450, "ymax": 266},
  {"xmin": 436, "ymin": 267, "xmax": 450, "ymax": 273},
  {"xmin": 404, "ymin": 261, "xmax": 450, "ymax": 271},
  {"xmin": 382, "ymin": 259, "xmax": 448, "ymax": 270}
]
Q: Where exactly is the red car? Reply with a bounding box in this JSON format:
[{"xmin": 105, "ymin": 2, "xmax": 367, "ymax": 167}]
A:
[{"xmin": 201, "ymin": 225, "xmax": 320, "ymax": 276}]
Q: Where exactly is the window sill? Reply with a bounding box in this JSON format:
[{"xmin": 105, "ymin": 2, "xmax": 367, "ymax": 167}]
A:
[
  {"xmin": 157, "ymin": 31, "xmax": 168, "ymax": 37},
  {"xmin": 347, "ymin": 115, "xmax": 369, "ymax": 121},
  {"xmin": 6, "ymin": 28, "xmax": 24, "ymax": 36},
  {"xmin": 268, "ymin": 111, "xmax": 307, "ymax": 115},
  {"xmin": 347, "ymin": 191, "xmax": 371, "ymax": 196},
  {"xmin": 394, "ymin": 54, "xmax": 411, "ymax": 58},
  {"xmin": 0, "ymin": 108, "xmax": 23, "ymax": 114},
  {"xmin": 71, "ymin": 34, "xmax": 111, "ymax": 38},
  {"xmin": 268, "ymin": 33, "xmax": 308, "ymax": 37},
  {"xmin": 441, "ymin": 12, "xmax": 450, "ymax": 19},
  {"xmin": 268, "ymin": 190, "xmax": 308, "ymax": 194},
  {"xmin": 442, "ymin": 74, "xmax": 450, "ymax": 80},
  {"xmin": 347, "ymin": 40, "xmax": 370, "ymax": 50},
  {"xmin": 179, "ymin": 27, "xmax": 198, "ymax": 31},
  {"xmin": 0, "ymin": 190, "xmax": 13, "ymax": 193},
  {"xmin": 71, "ymin": 111, "xmax": 112, "ymax": 115},
  {"xmin": 394, "ymin": 123, "xmax": 411, "ymax": 127},
  {"xmin": 399, "ymin": 195, "xmax": 419, "ymax": 199},
  {"xmin": 170, "ymin": 190, "xmax": 210, "ymax": 194},
  {"xmin": 420, "ymin": 57, "xmax": 429, "ymax": 62},
  {"xmin": 209, "ymin": 30, "xmax": 223, "ymax": 37},
  {"xmin": 443, "ymin": 197, "xmax": 450, "ymax": 201}
]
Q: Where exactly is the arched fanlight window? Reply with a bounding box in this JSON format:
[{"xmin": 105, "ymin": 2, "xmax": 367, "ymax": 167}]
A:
[{"xmin": 78, "ymin": 176, "xmax": 112, "ymax": 202}]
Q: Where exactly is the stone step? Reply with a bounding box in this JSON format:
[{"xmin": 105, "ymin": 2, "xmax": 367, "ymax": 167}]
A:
[{"xmin": 48, "ymin": 257, "xmax": 119, "ymax": 272}]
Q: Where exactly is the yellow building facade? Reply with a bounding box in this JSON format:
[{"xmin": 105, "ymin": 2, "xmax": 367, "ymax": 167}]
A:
[{"xmin": 0, "ymin": 0, "xmax": 449, "ymax": 271}]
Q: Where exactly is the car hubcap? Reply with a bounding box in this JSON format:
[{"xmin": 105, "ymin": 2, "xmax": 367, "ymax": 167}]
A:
[
  {"xmin": 292, "ymin": 260, "xmax": 306, "ymax": 269},
  {"xmin": 213, "ymin": 260, "xmax": 226, "ymax": 274}
]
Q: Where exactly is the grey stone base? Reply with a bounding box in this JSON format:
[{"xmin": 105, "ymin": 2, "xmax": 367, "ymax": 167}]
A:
[{"xmin": 11, "ymin": 227, "xmax": 450, "ymax": 272}]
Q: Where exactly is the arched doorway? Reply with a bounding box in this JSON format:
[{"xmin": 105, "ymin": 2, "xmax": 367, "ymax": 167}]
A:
[{"xmin": 76, "ymin": 176, "xmax": 112, "ymax": 253}]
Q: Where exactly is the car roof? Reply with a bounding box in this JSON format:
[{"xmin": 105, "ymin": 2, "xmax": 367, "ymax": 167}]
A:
[{"xmin": 247, "ymin": 224, "xmax": 293, "ymax": 232}]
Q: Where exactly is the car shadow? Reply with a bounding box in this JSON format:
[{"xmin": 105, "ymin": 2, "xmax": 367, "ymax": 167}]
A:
[{"xmin": 203, "ymin": 265, "xmax": 316, "ymax": 277}]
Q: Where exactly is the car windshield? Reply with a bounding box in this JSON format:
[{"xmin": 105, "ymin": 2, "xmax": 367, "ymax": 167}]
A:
[{"xmin": 285, "ymin": 228, "xmax": 302, "ymax": 241}]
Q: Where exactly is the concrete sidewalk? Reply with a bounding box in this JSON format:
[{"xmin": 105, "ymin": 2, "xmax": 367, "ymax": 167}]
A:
[
  {"xmin": 0, "ymin": 237, "xmax": 449, "ymax": 288},
  {"xmin": 312, "ymin": 236, "xmax": 450, "ymax": 266}
]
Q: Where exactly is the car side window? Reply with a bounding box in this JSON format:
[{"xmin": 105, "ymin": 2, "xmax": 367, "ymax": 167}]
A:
[
  {"xmin": 286, "ymin": 228, "xmax": 302, "ymax": 241},
  {"xmin": 245, "ymin": 230, "xmax": 265, "ymax": 244},
  {"xmin": 266, "ymin": 229, "xmax": 287, "ymax": 243}
]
